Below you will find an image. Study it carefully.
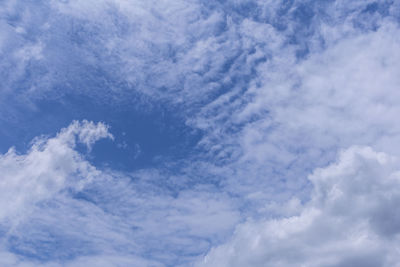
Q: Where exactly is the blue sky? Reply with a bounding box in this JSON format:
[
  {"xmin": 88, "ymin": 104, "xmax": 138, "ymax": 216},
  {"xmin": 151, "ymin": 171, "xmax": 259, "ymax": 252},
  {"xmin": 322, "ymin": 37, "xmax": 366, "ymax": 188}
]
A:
[{"xmin": 1, "ymin": 0, "xmax": 400, "ymax": 266}]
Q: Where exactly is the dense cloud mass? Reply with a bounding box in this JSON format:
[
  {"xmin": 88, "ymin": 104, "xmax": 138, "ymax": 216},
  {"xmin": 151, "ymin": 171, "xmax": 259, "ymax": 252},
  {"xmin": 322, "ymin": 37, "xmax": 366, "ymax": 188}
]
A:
[
  {"xmin": 198, "ymin": 147, "xmax": 400, "ymax": 267},
  {"xmin": 1, "ymin": 0, "xmax": 400, "ymax": 266}
]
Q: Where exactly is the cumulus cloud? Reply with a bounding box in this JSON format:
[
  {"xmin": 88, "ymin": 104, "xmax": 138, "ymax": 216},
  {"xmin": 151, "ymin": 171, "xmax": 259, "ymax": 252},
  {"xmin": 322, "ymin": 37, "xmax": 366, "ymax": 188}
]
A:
[
  {"xmin": 0, "ymin": 120, "xmax": 110, "ymax": 222},
  {"xmin": 198, "ymin": 146, "xmax": 400, "ymax": 267},
  {"xmin": 0, "ymin": 121, "xmax": 239, "ymax": 266}
]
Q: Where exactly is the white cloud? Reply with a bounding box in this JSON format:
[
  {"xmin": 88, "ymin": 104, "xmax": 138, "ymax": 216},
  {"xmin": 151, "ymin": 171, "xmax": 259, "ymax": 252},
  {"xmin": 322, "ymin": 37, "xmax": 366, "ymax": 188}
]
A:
[
  {"xmin": 2, "ymin": 1, "xmax": 400, "ymax": 266},
  {"xmin": 190, "ymin": 15, "xmax": 400, "ymax": 215},
  {"xmin": 60, "ymin": 120, "xmax": 114, "ymax": 150},
  {"xmin": 197, "ymin": 146, "xmax": 400, "ymax": 267},
  {"xmin": 0, "ymin": 121, "xmax": 239, "ymax": 266},
  {"xmin": 0, "ymin": 120, "xmax": 110, "ymax": 223}
]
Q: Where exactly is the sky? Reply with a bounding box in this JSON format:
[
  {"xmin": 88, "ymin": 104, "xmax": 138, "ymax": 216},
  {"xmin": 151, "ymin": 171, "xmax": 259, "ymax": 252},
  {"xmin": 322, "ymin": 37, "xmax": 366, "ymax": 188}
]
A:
[{"xmin": 1, "ymin": 0, "xmax": 400, "ymax": 266}]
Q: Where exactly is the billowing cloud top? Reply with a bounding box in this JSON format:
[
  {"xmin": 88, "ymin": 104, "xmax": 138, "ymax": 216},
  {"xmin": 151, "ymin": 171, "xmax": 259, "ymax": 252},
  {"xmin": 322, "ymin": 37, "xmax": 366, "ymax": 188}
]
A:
[
  {"xmin": 1, "ymin": 0, "xmax": 400, "ymax": 266},
  {"xmin": 0, "ymin": 121, "xmax": 110, "ymax": 221},
  {"xmin": 198, "ymin": 147, "xmax": 400, "ymax": 267}
]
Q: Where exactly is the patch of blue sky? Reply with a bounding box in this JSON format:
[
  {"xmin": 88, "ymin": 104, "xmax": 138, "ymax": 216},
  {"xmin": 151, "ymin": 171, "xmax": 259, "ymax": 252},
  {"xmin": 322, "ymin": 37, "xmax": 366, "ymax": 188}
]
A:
[
  {"xmin": 0, "ymin": 91, "xmax": 203, "ymax": 172},
  {"xmin": 0, "ymin": 3, "xmax": 206, "ymax": 171}
]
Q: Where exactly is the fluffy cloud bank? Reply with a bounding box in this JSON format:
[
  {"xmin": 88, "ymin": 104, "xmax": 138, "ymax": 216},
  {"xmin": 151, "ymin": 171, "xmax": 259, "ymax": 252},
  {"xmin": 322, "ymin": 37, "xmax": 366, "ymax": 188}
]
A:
[{"xmin": 198, "ymin": 146, "xmax": 400, "ymax": 267}]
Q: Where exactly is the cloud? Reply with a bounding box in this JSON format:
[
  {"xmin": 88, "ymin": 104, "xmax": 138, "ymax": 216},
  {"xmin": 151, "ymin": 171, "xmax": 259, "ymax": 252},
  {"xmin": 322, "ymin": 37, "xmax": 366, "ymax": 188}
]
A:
[
  {"xmin": 0, "ymin": 0, "xmax": 229, "ymax": 105},
  {"xmin": 2, "ymin": 1, "xmax": 400, "ymax": 266},
  {"xmin": 60, "ymin": 120, "xmax": 114, "ymax": 149},
  {"xmin": 190, "ymin": 10, "xmax": 400, "ymax": 216},
  {"xmin": 197, "ymin": 146, "xmax": 400, "ymax": 267},
  {"xmin": 0, "ymin": 120, "xmax": 110, "ymax": 222},
  {"xmin": 0, "ymin": 121, "xmax": 239, "ymax": 266}
]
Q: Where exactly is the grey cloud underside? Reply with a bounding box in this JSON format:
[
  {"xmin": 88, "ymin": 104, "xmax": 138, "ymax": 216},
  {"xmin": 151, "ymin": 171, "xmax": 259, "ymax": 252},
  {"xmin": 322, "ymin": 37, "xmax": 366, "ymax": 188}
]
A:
[{"xmin": 1, "ymin": 0, "xmax": 400, "ymax": 266}]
